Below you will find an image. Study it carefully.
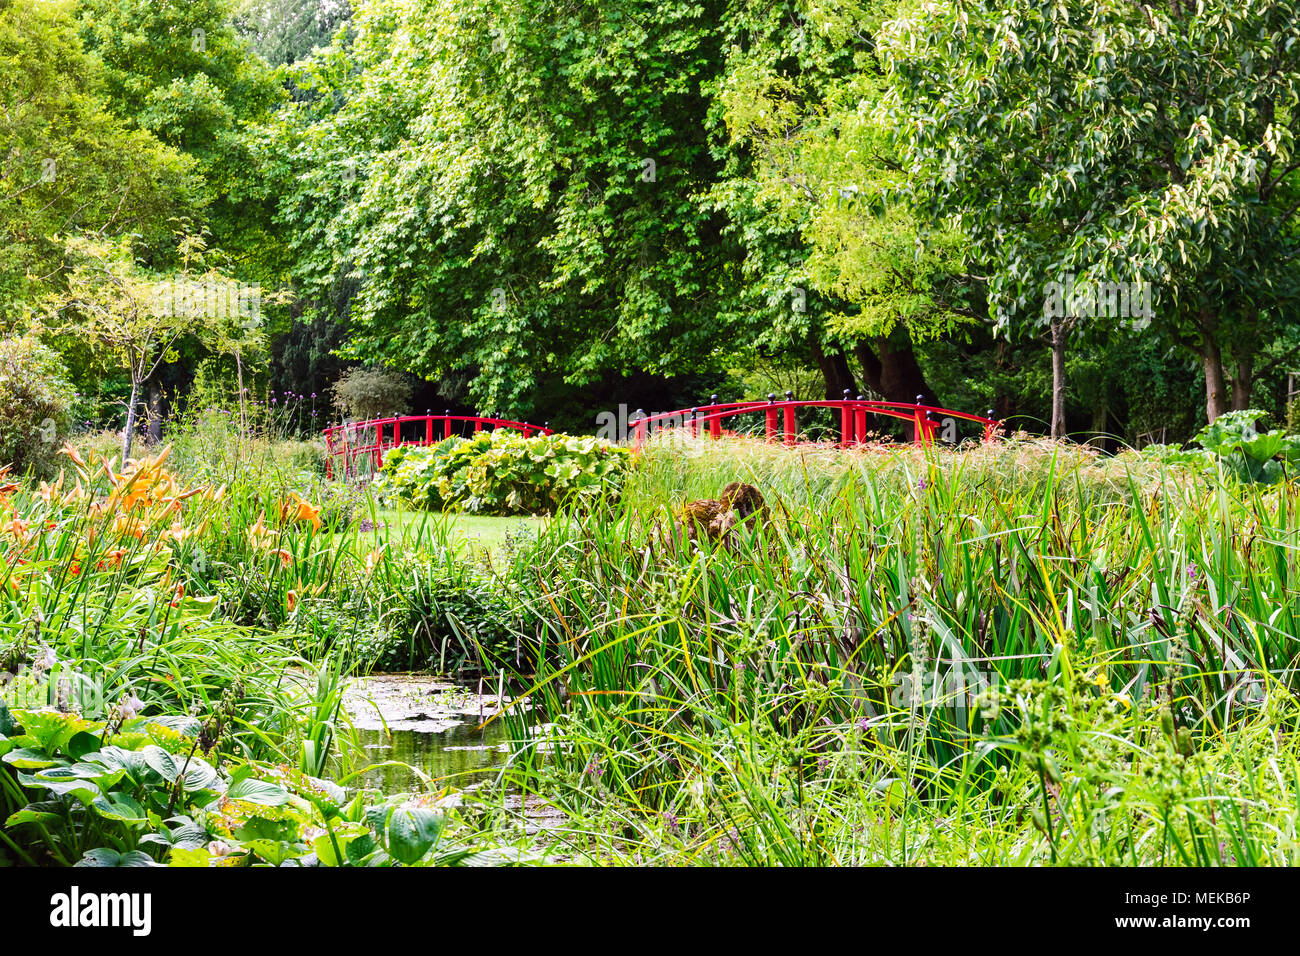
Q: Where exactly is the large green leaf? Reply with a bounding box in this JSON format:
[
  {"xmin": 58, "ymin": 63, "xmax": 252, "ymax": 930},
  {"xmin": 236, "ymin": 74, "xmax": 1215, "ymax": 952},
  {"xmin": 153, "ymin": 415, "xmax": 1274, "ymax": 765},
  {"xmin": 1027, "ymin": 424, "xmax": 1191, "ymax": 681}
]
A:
[
  {"xmin": 385, "ymin": 806, "xmax": 444, "ymax": 865},
  {"xmin": 75, "ymin": 848, "xmax": 160, "ymax": 867}
]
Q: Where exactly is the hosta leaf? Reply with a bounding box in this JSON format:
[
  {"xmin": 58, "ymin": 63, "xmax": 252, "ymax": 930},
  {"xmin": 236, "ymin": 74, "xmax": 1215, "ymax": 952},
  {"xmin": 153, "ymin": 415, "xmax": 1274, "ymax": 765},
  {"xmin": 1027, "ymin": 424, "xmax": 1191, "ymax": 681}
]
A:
[
  {"xmin": 2, "ymin": 747, "xmax": 62, "ymax": 769},
  {"xmin": 90, "ymin": 793, "xmax": 148, "ymax": 824},
  {"xmin": 386, "ymin": 806, "xmax": 444, "ymax": 865},
  {"xmin": 226, "ymin": 775, "xmax": 290, "ymax": 806},
  {"xmin": 75, "ymin": 848, "xmax": 160, "ymax": 867}
]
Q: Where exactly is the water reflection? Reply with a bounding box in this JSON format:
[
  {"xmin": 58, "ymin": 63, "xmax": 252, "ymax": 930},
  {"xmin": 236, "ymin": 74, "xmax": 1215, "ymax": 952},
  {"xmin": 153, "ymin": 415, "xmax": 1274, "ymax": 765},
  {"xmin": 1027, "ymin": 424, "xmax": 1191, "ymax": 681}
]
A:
[{"xmin": 348, "ymin": 717, "xmax": 510, "ymax": 794}]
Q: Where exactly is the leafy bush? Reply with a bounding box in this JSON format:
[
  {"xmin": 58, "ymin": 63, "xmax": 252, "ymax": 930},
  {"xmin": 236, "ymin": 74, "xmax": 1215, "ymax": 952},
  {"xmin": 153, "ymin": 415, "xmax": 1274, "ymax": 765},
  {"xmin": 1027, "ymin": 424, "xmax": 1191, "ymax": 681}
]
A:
[
  {"xmin": 313, "ymin": 557, "xmax": 521, "ymax": 673},
  {"xmin": 1191, "ymin": 409, "xmax": 1300, "ymax": 484},
  {"xmin": 1133, "ymin": 410, "xmax": 1300, "ymax": 484},
  {"xmin": 395, "ymin": 562, "xmax": 520, "ymax": 672},
  {"xmin": 331, "ymin": 366, "xmax": 414, "ymax": 422},
  {"xmin": 377, "ymin": 430, "xmax": 632, "ymax": 515},
  {"xmin": 0, "ymin": 335, "xmax": 77, "ymax": 476}
]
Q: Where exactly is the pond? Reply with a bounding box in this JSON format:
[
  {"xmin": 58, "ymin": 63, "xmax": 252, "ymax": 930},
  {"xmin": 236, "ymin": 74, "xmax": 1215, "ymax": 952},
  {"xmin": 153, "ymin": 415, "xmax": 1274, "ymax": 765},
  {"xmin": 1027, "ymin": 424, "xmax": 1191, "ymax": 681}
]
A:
[
  {"xmin": 337, "ymin": 672, "xmax": 515, "ymax": 795},
  {"xmin": 350, "ymin": 720, "xmax": 511, "ymax": 792}
]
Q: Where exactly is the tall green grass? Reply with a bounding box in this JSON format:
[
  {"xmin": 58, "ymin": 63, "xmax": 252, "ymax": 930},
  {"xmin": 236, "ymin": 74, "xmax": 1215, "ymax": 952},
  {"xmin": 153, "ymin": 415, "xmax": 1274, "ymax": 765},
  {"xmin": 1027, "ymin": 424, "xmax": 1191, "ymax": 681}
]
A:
[{"xmin": 472, "ymin": 436, "xmax": 1300, "ymax": 865}]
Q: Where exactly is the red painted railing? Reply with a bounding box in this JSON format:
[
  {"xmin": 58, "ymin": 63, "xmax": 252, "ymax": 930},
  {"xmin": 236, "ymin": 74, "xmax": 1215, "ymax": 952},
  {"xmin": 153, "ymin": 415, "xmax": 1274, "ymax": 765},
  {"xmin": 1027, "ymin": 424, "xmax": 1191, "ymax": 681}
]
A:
[
  {"xmin": 322, "ymin": 396, "xmax": 1000, "ymax": 479},
  {"xmin": 323, "ymin": 413, "xmax": 553, "ymax": 479},
  {"xmin": 627, "ymin": 393, "xmax": 1000, "ymax": 448}
]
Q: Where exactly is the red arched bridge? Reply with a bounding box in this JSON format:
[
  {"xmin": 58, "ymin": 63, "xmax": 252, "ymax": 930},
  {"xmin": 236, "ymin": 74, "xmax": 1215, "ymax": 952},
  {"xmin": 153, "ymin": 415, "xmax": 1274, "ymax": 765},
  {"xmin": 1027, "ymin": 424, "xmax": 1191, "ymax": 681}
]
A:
[
  {"xmin": 324, "ymin": 412, "xmax": 554, "ymax": 479},
  {"xmin": 627, "ymin": 392, "xmax": 999, "ymax": 448},
  {"xmin": 323, "ymin": 394, "xmax": 1000, "ymax": 478}
]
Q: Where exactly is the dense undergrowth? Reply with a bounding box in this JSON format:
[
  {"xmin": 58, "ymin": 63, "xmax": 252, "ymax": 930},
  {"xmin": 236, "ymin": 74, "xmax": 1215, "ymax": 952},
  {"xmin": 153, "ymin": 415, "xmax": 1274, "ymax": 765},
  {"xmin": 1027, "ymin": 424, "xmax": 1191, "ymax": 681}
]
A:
[
  {"xmin": 3, "ymin": 417, "xmax": 1300, "ymax": 866},
  {"xmin": 477, "ymin": 435, "xmax": 1300, "ymax": 865}
]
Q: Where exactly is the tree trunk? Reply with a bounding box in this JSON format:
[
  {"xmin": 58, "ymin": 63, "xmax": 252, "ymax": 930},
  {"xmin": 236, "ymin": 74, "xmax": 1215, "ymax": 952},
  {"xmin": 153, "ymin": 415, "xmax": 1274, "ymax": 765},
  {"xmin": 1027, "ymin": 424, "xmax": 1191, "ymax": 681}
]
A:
[
  {"xmin": 122, "ymin": 379, "xmax": 140, "ymax": 462},
  {"xmin": 853, "ymin": 341, "xmax": 882, "ymax": 395},
  {"xmin": 1199, "ymin": 310, "xmax": 1228, "ymax": 423},
  {"xmin": 993, "ymin": 338, "xmax": 1012, "ymax": 420},
  {"xmin": 854, "ymin": 330, "xmax": 937, "ymax": 405},
  {"xmin": 1050, "ymin": 315, "xmax": 1067, "ymax": 440},
  {"xmin": 1089, "ymin": 398, "xmax": 1109, "ymax": 450},
  {"xmin": 811, "ymin": 341, "xmax": 857, "ymax": 400},
  {"xmin": 1231, "ymin": 352, "xmax": 1254, "ymax": 411}
]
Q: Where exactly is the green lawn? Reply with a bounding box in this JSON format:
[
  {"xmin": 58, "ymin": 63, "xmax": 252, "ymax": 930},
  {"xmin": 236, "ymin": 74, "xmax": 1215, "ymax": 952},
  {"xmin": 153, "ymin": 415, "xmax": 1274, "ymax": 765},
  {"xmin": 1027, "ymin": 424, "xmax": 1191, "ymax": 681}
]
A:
[{"xmin": 367, "ymin": 506, "xmax": 545, "ymax": 555}]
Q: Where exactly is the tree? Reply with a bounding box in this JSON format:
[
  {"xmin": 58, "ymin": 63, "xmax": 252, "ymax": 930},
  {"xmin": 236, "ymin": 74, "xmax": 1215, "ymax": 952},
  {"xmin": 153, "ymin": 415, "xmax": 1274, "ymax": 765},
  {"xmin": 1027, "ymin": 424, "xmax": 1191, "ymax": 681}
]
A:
[
  {"xmin": 233, "ymin": 0, "xmax": 352, "ymax": 67},
  {"xmin": 43, "ymin": 235, "xmax": 259, "ymax": 459},
  {"xmin": 265, "ymin": 0, "xmax": 903, "ymax": 415},
  {"xmin": 75, "ymin": 0, "xmax": 287, "ymax": 271},
  {"xmin": 877, "ymin": 0, "xmax": 1300, "ymax": 429},
  {"xmin": 718, "ymin": 0, "xmax": 977, "ymax": 404},
  {"xmin": 0, "ymin": 0, "xmax": 202, "ymax": 318}
]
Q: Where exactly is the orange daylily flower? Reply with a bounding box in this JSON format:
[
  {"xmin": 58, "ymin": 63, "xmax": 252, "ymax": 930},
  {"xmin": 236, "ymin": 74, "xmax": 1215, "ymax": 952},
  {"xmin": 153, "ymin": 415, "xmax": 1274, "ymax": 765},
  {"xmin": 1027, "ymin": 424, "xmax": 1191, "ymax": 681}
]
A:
[
  {"xmin": 364, "ymin": 546, "xmax": 386, "ymax": 574},
  {"xmin": 59, "ymin": 442, "xmax": 87, "ymax": 469},
  {"xmin": 286, "ymin": 589, "xmax": 300, "ymax": 613},
  {"xmin": 248, "ymin": 513, "xmax": 276, "ymax": 551},
  {"xmin": 96, "ymin": 548, "xmax": 128, "ymax": 571},
  {"xmin": 111, "ymin": 514, "xmax": 146, "ymax": 539},
  {"xmin": 162, "ymin": 520, "xmax": 200, "ymax": 545},
  {"xmin": 36, "ymin": 475, "xmax": 63, "ymax": 506},
  {"xmin": 286, "ymin": 494, "xmax": 322, "ymax": 532},
  {"xmin": 270, "ymin": 548, "xmax": 293, "ymax": 568}
]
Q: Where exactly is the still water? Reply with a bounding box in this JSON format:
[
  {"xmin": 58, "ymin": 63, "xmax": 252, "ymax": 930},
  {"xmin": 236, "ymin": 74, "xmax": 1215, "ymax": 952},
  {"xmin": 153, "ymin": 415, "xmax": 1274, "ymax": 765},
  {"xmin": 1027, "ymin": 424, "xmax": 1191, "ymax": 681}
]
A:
[{"xmin": 348, "ymin": 717, "xmax": 512, "ymax": 794}]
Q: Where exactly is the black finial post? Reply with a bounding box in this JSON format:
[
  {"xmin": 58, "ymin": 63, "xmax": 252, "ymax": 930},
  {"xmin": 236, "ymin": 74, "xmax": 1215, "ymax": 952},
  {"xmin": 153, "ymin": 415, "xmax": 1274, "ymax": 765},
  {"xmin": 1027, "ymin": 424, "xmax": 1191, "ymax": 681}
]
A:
[
  {"xmin": 785, "ymin": 390, "xmax": 794, "ymax": 402},
  {"xmin": 987, "ymin": 408, "xmax": 996, "ymax": 420},
  {"xmin": 710, "ymin": 393, "xmax": 718, "ymax": 405},
  {"xmin": 842, "ymin": 388, "xmax": 852, "ymax": 401},
  {"xmin": 767, "ymin": 393, "xmax": 776, "ymax": 404},
  {"xmin": 916, "ymin": 393, "xmax": 925, "ymax": 406}
]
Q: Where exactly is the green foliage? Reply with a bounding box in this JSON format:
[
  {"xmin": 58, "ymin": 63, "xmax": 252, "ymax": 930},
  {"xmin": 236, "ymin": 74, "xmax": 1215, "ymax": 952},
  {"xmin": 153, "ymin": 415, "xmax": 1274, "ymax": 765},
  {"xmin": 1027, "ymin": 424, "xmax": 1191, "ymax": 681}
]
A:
[
  {"xmin": 41, "ymin": 235, "xmax": 259, "ymax": 459},
  {"xmin": 0, "ymin": 705, "xmax": 267, "ymax": 866},
  {"xmin": 878, "ymin": 0, "xmax": 1300, "ymax": 421},
  {"xmin": 0, "ymin": 702, "xmax": 515, "ymax": 866},
  {"xmin": 265, "ymin": 0, "xmax": 868, "ymax": 415},
  {"xmin": 0, "ymin": 334, "xmax": 76, "ymax": 476},
  {"xmin": 0, "ymin": 0, "xmax": 201, "ymax": 316},
  {"xmin": 1191, "ymin": 410, "xmax": 1300, "ymax": 485},
  {"xmin": 75, "ymin": 0, "xmax": 287, "ymax": 266},
  {"xmin": 233, "ymin": 0, "xmax": 353, "ymax": 67},
  {"xmin": 480, "ymin": 438, "xmax": 1300, "ymax": 865},
  {"xmin": 330, "ymin": 365, "xmax": 413, "ymax": 421},
  {"xmin": 719, "ymin": 0, "xmax": 974, "ymax": 346},
  {"xmin": 377, "ymin": 431, "xmax": 632, "ymax": 516}
]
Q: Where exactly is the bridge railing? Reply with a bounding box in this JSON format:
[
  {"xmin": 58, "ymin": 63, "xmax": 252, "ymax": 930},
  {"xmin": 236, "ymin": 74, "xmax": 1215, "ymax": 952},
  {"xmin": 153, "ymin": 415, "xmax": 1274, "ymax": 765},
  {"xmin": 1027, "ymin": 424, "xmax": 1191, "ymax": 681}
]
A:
[
  {"xmin": 626, "ymin": 392, "xmax": 1000, "ymax": 448},
  {"xmin": 323, "ymin": 412, "xmax": 553, "ymax": 479},
  {"xmin": 322, "ymin": 397, "xmax": 1000, "ymax": 479}
]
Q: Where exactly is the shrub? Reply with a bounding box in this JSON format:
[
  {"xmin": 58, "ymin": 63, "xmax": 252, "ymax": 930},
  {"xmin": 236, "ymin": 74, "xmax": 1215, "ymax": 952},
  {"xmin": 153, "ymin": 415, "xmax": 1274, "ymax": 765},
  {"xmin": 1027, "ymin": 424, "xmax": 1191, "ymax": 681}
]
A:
[
  {"xmin": 395, "ymin": 562, "xmax": 521, "ymax": 672},
  {"xmin": 331, "ymin": 366, "xmax": 414, "ymax": 422},
  {"xmin": 307, "ymin": 558, "xmax": 520, "ymax": 673},
  {"xmin": 0, "ymin": 335, "xmax": 76, "ymax": 476},
  {"xmin": 376, "ymin": 430, "xmax": 632, "ymax": 515},
  {"xmin": 1131, "ymin": 409, "xmax": 1300, "ymax": 484},
  {"xmin": 1191, "ymin": 409, "xmax": 1300, "ymax": 484}
]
